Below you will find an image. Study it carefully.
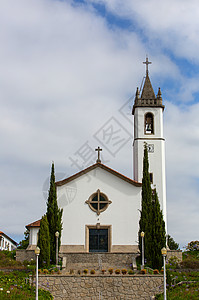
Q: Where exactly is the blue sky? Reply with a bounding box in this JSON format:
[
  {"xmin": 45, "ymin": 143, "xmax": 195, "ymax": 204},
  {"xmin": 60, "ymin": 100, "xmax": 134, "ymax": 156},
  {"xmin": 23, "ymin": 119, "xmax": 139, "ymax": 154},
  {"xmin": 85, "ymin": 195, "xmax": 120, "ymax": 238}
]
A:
[{"xmin": 1, "ymin": 0, "xmax": 199, "ymax": 249}]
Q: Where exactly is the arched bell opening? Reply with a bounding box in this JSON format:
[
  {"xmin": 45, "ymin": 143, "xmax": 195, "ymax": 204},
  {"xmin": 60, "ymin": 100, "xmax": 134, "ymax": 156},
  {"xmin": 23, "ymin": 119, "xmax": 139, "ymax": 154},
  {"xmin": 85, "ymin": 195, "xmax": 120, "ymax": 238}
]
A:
[{"xmin": 145, "ymin": 112, "xmax": 154, "ymax": 134}]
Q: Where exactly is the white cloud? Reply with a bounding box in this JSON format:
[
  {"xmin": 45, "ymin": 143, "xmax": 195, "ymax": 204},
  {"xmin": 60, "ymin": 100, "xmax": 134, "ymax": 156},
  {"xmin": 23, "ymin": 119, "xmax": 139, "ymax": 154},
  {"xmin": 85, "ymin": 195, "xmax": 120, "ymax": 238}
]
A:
[
  {"xmin": 165, "ymin": 102, "xmax": 199, "ymax": 247},
  {"xmin": 90, "ymin": 0, "xmax": 199, "ymax": 61},
  {"xmin": 165, "ymin": 102, "xmax": 199, "ymax": 176},
  {"xmin": 0, "ymin": 0, "xmax": 146, "ymax": 239}
]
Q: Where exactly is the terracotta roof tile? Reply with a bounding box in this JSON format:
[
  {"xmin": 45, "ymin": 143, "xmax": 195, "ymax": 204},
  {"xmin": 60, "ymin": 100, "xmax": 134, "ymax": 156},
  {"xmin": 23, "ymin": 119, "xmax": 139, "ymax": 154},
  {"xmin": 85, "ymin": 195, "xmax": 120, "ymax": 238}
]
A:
[{"xmin": 26, "ymin": 219, "xmax": 41, "ymax": 229}]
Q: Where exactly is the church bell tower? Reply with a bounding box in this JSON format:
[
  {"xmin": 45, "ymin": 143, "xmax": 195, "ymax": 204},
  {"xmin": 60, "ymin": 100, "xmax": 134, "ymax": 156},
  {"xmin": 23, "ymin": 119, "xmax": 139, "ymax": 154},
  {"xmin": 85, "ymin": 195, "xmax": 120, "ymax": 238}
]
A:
[{"xmin": 132, "ymin": 57, "xmax": 167, "ymax": 229}]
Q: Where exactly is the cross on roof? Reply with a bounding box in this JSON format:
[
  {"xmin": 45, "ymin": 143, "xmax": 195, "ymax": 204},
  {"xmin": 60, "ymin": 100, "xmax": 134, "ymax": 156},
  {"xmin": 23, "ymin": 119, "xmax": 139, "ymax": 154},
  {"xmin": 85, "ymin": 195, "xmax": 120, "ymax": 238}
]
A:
[
  {"xmin": 143, "ymin": 56, "xmax": 152, "ymax": 75},
  {"xmin": 95, "ymin": 146, "xmax": 102, "ymax": 163}
]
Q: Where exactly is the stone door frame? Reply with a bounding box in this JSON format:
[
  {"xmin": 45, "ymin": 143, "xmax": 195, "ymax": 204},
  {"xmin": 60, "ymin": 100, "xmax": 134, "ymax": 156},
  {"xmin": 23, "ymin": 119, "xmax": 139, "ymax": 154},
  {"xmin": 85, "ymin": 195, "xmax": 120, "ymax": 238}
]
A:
[{"xmin": 85, "ymin": 224, "xmax": 112, "ymax": 253}]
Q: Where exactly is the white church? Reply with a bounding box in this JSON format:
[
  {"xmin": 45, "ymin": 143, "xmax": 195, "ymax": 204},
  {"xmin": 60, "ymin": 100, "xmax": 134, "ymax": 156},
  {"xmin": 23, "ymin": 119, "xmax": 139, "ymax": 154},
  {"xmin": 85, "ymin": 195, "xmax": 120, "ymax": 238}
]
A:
[{"xmin": 26, "ymin": 58, "xmax": 167, "ymax": 255}]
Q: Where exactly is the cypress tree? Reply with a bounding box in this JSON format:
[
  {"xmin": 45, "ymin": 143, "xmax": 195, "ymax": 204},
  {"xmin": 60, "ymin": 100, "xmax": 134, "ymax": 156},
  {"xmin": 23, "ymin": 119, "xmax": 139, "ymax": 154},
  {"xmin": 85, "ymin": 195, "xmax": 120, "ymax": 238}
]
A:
[
  {"xmin": 139, "ymin": 143, "xmax": 153, "ymax": 265},
  {"xmin": 37, "ymin": 215, "xmax": 50, "ymax": 268},
  {"xmin": 167, "ymin": 235, "xmax": 179, "ymax": 250},
  {"xmin": 151, "ymin": 188, "xmax": 166, "ymax": 269},
  {"xmin": 139, "ymin": 144, "xmax": 166, "ymax": 269},
  {"xmin": 46, "ymin": 162, "xmax": 63, "ymax": 264}
]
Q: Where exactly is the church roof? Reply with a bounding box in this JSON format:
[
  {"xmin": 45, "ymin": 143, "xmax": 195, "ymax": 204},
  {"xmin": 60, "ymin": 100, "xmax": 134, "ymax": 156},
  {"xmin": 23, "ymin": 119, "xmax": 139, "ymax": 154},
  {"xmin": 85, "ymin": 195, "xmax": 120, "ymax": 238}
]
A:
[
  {"xmin": 56, "ymin": 162, "xmax": 142, "ymax": 187},
  {"xmin": 26, "ymin": 219, "xmax": 41, "ymax": 229}
]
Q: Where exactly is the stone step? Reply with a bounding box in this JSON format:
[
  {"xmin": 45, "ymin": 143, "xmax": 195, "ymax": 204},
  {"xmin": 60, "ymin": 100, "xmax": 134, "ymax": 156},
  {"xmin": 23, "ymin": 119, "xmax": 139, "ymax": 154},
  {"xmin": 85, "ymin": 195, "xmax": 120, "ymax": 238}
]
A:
[{"xmin": 60, "ymin": 253, "xmax": 139, "ymax": 272}]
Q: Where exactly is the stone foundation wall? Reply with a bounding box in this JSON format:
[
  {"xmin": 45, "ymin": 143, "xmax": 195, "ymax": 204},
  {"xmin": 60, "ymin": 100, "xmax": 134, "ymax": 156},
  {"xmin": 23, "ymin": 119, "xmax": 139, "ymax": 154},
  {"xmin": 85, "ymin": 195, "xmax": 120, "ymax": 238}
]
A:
[
  {"xmin": 16, "ymin": 249, "xmax": 36, "ymax": 262},
  {"xmin": 167, "ymin": 250, "xmax": 182, "ymax": 262},
  {"xmin": 38, "ymin": 274, "xmax": 163, "ymax": 300},
  {"xmin": 60, "ymin": 245, "xmax": 139, "ymax": 253},
  {"xmin": 59, "ymin": 253, "xmax": 139, "ymax": 271}
]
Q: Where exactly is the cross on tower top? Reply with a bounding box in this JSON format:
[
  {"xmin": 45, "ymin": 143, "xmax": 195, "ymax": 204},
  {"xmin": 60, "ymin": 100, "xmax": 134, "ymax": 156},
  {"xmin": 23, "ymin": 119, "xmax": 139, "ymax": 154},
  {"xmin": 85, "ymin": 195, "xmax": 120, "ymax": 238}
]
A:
[
  {"xmin": 143, "ymin": 56, "xmax": 152, "ymax": 76},
  {"xmin": 95, "ymin": 146, "xmax": 102, "ymax": 163}
]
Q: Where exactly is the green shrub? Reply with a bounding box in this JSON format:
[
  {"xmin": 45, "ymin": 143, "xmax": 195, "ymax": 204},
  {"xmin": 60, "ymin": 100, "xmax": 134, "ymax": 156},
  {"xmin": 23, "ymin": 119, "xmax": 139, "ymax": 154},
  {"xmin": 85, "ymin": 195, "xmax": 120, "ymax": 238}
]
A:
[
  {"xmin": 23, "ymin": 260, "xmax": 29, "ymax": 266},
  {"xmin": 128, "ymin": 269, "xmax": 134, "ymax": 275},
  {"xmin": 2, "ymin": 250, "xmax": 16, "ymax": 260},
  {"xmin": 180, "ymin": 258, "xmax": 199, "ymax": 269},
  {"xmin": 121, "ymin": 268, "xmax": 127, "ymax": 274},
  {"xmin": 155, "ymin": 271, "xmax": 199, "ymax": 299},
  {"xmin": 27, "ymin": 265, "xmax": 35, "ymax": 271},
  {"xmin": 168, "ymin": 256, "xmax": 180, "ymax": 269},
  {"xmin": 183, "ymin": 250, "xmax": 199, "ymax": 261},
  {"xmin": 186, "ymin": 241, "xmax": 199, "ymax": 251},
  {"xmin": 166, "ymin": 269, "xmax": 172, "ymax": 287},
  {"xmin": 0, "ymin": 252, "xmax": 23, "ymax": 268},
  {"xmin": 167, "ymin": 235, "xmax": 179, "ymax": 250},
  {"xmin": 30, "ymin": 259, "xmax": 35, "ymax": 265},
  {"xmin": 108, "ymin": 268, "xmax": 113, "ymax": 274},
  {"xmin": 115, "ymin": 269, "xmax": 120, "ymax": 274},
  {"xmin": 0, "ymin": 271, "xmax": 53, "ymax": 299},
  {"xmin": 83, "ymin": 269, "xmax": 88, "ymax": 274}
]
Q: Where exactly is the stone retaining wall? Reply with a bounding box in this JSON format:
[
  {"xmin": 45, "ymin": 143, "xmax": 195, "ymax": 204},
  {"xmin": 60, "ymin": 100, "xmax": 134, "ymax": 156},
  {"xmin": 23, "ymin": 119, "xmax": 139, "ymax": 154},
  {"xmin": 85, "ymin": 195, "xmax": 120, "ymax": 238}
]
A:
[
  {"xmin": 37, "ymin": 274, "xmax": 163, "ymax": 300},
  {"xmin": 16, "ymin": 249, "xmax": 36, "ymax": 262},
  {"xmin": 167, "ymin": 250, "xmax": 182, "ymax": 262}
]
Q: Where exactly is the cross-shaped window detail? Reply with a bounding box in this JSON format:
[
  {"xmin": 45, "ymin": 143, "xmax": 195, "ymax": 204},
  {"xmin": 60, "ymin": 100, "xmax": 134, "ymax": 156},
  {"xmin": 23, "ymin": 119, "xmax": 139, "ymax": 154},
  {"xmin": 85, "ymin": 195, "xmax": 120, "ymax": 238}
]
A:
[{"xmin": 85, "ymin": 189, "xmax": 112, "ymax": 215}]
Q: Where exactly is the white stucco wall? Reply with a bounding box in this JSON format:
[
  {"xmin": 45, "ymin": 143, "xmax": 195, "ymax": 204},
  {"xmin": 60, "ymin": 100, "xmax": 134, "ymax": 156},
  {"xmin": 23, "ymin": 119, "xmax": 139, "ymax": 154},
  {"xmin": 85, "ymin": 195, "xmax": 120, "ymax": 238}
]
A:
[
  {"xmin": 29, "ymin": 228, "xmax": 39, "ymax": 245},
  {"xmin": 57, "ymin": 167, "xmax": 141, "ymax": 248},
  {"xmin": 133, "ymin": 106, "xmax": 167, "ymax": 231},
  {"xmin": 134, "ymin": 107, "xmax": 164, "ymax": 139}
]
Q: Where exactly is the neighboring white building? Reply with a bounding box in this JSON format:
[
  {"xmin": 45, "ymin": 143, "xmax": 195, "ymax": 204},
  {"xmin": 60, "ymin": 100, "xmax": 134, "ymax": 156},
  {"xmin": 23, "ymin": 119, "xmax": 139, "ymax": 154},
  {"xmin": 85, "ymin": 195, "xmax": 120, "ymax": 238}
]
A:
[
  {"xmin": 26, "ymin": 220, "xmax": 40, "ymax": 250},
  {"xmin": 26, "ymin": 59, "xmax": 167, "ymax": 253},
  {"xmin": 0, "ymin": 231, "xmax": 18, "ymax": 251}
]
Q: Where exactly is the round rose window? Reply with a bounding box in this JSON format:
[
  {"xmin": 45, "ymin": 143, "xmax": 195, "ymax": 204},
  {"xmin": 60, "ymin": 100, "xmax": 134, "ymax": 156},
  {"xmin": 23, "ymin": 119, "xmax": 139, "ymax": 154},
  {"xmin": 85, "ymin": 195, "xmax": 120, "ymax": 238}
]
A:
[{"xmin": 85, "ymin": 189, "xmax": 112, "ymax": 215}]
